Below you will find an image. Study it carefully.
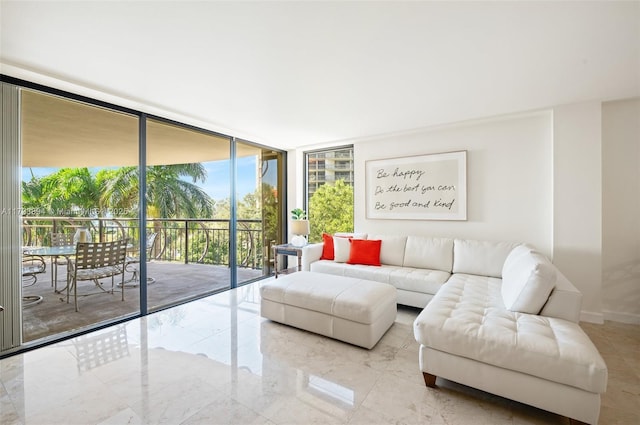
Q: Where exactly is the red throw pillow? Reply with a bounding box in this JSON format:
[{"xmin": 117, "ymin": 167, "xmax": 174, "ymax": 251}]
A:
[
  {"xmin": 320, "ymin": 233, "xmax": 335, "ymax": 260},
  {"xmin": 347, "ymin": 239, "xmax": 382, "ymax": 266}
]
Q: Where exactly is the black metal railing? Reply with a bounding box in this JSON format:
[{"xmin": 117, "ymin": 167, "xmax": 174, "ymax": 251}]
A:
[{"xmin": 21, "ymin": 216, "xmax": 267, "ymax": 270}]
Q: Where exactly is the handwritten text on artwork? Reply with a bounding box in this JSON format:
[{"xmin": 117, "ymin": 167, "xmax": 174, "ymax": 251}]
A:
[{"xmin": 365, "ymin": 152, "xmax": 467, "ymax": 220}]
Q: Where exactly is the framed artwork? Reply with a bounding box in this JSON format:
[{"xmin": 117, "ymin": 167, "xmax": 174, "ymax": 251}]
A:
[{"xmin": 365, "ymin": 150, "xmax": 467, "ymax": 220}]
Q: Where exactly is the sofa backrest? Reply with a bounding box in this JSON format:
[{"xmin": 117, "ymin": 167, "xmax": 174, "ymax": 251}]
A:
[
  {"xmin": 452, "ymin": 239, "xmax": 518, "ymax": 278},
  {"xmin": 335, "ymin": 232, "xmax": 368, "ymax": 239},
  {"xmin": 369, "ymin": 234, "xmax": 407, "ymax": 267},
  {"xmin": 403, "ymin": 236, "xmax": 454, "ymax": 272}
]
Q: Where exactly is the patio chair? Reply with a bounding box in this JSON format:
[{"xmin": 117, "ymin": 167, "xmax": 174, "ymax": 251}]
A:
[
  {"xmin": 50, "ymin": 232, "xmax": 74, "ymax": 292},
  {"xmin": 22, "ymin": 254, "xmax": 46, "ymax": 307},
  {"xmin": 22, "ymin": 254, "xmax": 46, "ymax": 286},
  {"xmin": 68, "ymin": 240, "xmax": 128, "ymax": 312},
  {"xmin": 122, "ymin": 232, "xmax": 157, "ymax": 287}
]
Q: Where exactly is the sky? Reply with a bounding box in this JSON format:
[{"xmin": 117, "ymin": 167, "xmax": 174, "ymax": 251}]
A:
[{"xmin": 199, "ymin": 156, "xmax": 259, "ymax": 200}]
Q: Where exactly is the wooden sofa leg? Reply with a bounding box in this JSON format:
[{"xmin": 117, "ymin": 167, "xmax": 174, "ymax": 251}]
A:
[{"xmin": 422, "ymin": 372, "xmax": 437, "ymax": 388}]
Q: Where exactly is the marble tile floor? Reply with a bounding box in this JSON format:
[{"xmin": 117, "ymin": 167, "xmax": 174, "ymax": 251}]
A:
[{"xmin": 2, "ymin": 279, "xmax": 639, "ymax": 425}]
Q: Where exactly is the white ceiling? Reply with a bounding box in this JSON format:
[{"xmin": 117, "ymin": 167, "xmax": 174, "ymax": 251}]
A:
[{"xmin": 1, "ymin": 1, "xmax": 639, "ymax": 150}]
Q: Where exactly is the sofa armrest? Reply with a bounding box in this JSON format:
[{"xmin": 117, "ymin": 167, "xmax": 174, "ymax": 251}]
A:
[
  {"xmin": 301, "ymin": 243, "xmax": 324, "ymax": 271},
  {"xmin": 539, "ymin": 270, "xmax": 583, "ymax": 323}
]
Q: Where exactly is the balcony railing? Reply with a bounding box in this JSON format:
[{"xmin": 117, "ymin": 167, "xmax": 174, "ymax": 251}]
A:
[{"xmin": 21, "ymin": 216, "xmax": 269, "ymax": 271}]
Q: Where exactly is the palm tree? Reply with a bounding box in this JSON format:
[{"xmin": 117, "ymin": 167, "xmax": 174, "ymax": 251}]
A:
[
  {"xmin": 146, "ymin": 164, "xmax": 213, "ymax": 218},
  {"xmin": 22, "ymin": 175, "xmax": 46, "ymax": 214},
  {"xmin": 99, "ymin": 164, "xmax": 214, "ymax": 257},
  {"xmin": 98, "ymin": 163, "xmax": 213, "ymax": 218},
  {"xmin": 22, "ymin": 168, "xmax": 102, "ymax": 245},
  {"xmin": 23, "ymin": 168, "xmax": 101, "ymax": 216}
]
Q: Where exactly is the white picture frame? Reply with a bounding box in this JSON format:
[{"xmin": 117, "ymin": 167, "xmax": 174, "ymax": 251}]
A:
[{"xmin": 365, "ymin": 151, "xmax": 467, "ymax": 220}]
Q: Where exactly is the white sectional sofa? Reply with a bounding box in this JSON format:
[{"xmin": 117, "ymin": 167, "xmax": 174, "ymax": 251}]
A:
[
  {"xmin": 300, "ymin": 233, "xmax": 608, "ymax": 425},
  {"xmin": 302, "ymin": 234, "xmax": 581, "ymax": 319}
]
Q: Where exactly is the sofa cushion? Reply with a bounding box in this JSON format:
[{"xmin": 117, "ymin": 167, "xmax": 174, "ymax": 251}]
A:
[
  {"xmin": 310, "ymin": 259, "xmax": 349, "ymax": 275},
  {"xmin": 388, "ymin": 267, "xmax": 450, "ymax": 295},
  {"xmin": 333, "ymin": 236, "xmax": 352, "ymax": 263},
  {"xmin": 312, "ymin": 262, "xmax": 403, "ymax": 288},
  {"xmin": 347, "ymin": 239, "xmax": 382, "ymax": 266},
  {"xmin": 310, "ymin": 260, "xmax": 450, "ymax": 297},
  {"xmin": 330, "ymin": 233, "xmax": 367, "ymax": 263},
  {"xmin": 322, "ymin": 234, "xmax": 356, "ymax": 261},
  {"xmin": 343, "ymin": 263, "xmax": 400, "ymax": 283},
  {"xmin": 413, "ymin": 274, "xmax": 608, "ymax": 394},
  {"xmin": 452, "ymin": 239, "xmax": 518, "ymax": 277},
  {"xmin": 501, "ymin": 243, "xmax": 536, "ymax": 277},
  {"xmin": 501, "ymin": 250, "xmax": 556, "ymax": 314},
  {"xmin": 320, "ymin": 233, "xmax": 337, "ymax": 260},
  {"xmin": 403, "ymin": 236, "xmax": 454, "ymax": 272},
  {"xmin": 369, "ymin": 234, "xmax": 407, "ymax": 266}
]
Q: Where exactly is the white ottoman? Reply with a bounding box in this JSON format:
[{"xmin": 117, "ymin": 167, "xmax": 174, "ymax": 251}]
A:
[{"xmin": 260, "ymin": 271, "xmax": 397, "ymax": 349}]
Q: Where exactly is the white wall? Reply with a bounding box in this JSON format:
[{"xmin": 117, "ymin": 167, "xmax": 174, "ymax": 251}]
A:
[
  {"xmin": 552, "ymin": 102, "xmax": 603, "ymax": 322},
  {"xmin": 602, "ymin": 98, "xmax": 640, "ymax": 323},
  {"xmin": 289, "ymin": 99, "xmax": 640, "ymax": 323},
  {"xmin": 350, "ymin": 112, "xmax": 554, "ymax": 256}
]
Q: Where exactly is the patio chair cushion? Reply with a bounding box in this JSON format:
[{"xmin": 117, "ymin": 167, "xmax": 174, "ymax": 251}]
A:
[{"xmin": 75, "ymin": 265, "xmax": 124, "ymax": 280}]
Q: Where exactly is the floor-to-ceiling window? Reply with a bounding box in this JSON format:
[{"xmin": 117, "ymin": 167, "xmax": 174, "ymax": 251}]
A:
[
  {"xmin": 235, "ymin": 141, "xmax": 284, "ymax": 285},
  {"xmin": 20, "ymin": 88, "xmax": 140, "ymax": 342},
  {"xmin": 1, "ymin": 76, "xmax": 285, "ymax": 353},
  {"xmin": 304, "ymin": 146, "xmax": 354, "ymax": 242},
  {"xmin": 145, "ymin": 118, "xmax": 237, "ymax": 310}
]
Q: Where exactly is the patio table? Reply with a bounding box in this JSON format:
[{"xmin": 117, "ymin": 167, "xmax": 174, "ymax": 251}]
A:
[{"xmin": 24, "ymin": 246, "xmax": 76, "ymax": 294}]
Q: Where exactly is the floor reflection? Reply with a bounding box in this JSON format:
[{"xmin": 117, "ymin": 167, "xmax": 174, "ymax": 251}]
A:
[{"xmin": 73, "ymin": 324, "xmax": 130, "ymax": 373}]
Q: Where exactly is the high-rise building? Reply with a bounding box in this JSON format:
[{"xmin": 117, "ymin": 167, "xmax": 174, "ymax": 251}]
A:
[{"xmin": 306, "ymin": 146, "xmax": 354, "ymax": 197}]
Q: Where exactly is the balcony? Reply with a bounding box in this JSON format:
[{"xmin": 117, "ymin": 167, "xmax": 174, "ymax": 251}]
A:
[{"xmin": 21, "ymin": 216, "xmax": 271, "ymax": 342}]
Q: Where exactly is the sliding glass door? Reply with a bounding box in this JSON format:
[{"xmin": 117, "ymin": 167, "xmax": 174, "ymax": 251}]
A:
[
  {"xmin": 20, "ymin": 89, "xmax": 140, "ymax": 342},
  {"xmin": 145, "ymin": 118, "xmax": 234, "ymax": 310},
  {"xmin": 1, "ymin": 76, "xmax": 285, "ymax": 352}
]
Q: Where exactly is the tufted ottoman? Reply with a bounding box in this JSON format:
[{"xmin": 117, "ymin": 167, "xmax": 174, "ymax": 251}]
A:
[
  {"xmin": 413, "ymin": 274, "xmax": 608, "ymax": 425},
  {"xmin": 260, "ymin": 271, "xmax": 397, "ymax": 349}
]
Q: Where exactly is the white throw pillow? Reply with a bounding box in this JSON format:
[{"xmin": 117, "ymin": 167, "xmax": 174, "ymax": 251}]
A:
[
  {"xmin": 501, "ymin": 251, "xmax": 556, "ymax": 314},
  {"xmin": 502, "ymin": 243, "xmax": 536, "ymax": 277},
  {"xmin": 333, "ymin": 236, "xmax": 352, "ymax": 263}
]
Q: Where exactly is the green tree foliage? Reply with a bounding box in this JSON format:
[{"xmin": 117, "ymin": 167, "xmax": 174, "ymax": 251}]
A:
[
  {"xmin": 212, "ymin": 198, "xmax": 230, "ymax": 219},
  {"xmin": 23, "ymin": 164, "xmax": 213, "ymax": 219},
  {"xmin": 99, "ymin": 164, "xmax": 213, "ymax": 219},
  {"xmin": 22, "ymin": 164, "xmax": 278, "ymax": 270},
  {"xmin": 22, "ymin": 168, "xmax": 100, "ymax": 216},
  {"xmin": 261, "ymin": 183, "xmax": 279, "ymax": 246},
  {"xmin": 308, "ymin": 180, "xmax": 353, "ymax": 243},
  {"xmin": 99, "ymin": 164, "xmax": 214, "ymax": 262},
  {"xmin": 237, "ymin": 191, "xmax": 259, "ymax": 219},
  {"xmin": 22, "ymin": 174, "xmax": 47, "ymax": 214}
]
